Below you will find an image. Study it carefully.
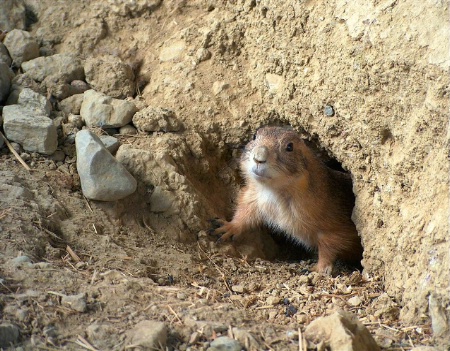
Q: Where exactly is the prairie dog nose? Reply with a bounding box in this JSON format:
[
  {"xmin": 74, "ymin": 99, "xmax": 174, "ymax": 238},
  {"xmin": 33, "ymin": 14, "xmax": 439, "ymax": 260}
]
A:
[{"xmin": 253, "ymin": 146, "xmax": 268, "ymax": 163}]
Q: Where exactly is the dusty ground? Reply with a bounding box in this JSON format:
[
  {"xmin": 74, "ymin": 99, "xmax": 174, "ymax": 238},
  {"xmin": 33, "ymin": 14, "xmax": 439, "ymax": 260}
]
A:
[{"xmin": 1, "ymin": 0, "xmax": 449, "ymax": 350}]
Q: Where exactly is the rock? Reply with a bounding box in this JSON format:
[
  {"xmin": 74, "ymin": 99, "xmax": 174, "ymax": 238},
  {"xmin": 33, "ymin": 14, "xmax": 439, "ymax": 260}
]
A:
[
  {"xmin": 75, "ymin": 130, "xmax": 137, "ymax": 201},
  {"xmin": 0, "ymin": 62, "xmax": 14, "ymax": 102},
  {"xmin": 231, "ymin": 285, "xmax": 245, "ymax": 293},
  {"xmin": 132, "ymin": 106, "xmax": 182, "ymax": 132},
  {"xmin": 410, "ymin": 347, "xmax": 439, "ymax": 351},
  {"xmin": 0, "ymin": 323, "xmax": 20, "ymax": 348},
  {"xmin": 84, "ymin": 55, "xmax": 135, "ymax": 98},
  {"xmin": 80, "ymin": 90, "xmax": 137, "ymax": 128},
  {"xmin": 86, "ymin": 323, "xmax": 120, "ymax": 350},
  {"xmin": 324, "ymin": 105, "xmax": 335, "ymax": 117},
  {"xmin": 61, "ymin": 293, "xmax": 87, "ymax": 312},
  {"xmin": 0, "ymin": 0, "xmax": 26, "ymax": 30},
  {"xmin": 126, "ymin": 320, "xmax": 167, "ymax": 350},
  {"xmin": 3, "ymin": 105, "xmax": 57, "ymax": 155},
  {"xmin": 21, "ymin": 53, "xmax": 84, "ymax": 83},
  {"xmin": 119, "ymin": 124, "xmax": 137, "ymax": 135},
  {"xmin": 99, "ymin": 135, "xmax": 120, "ymax": 154},
  {"xmin": 0, "ymin": 43, "xmax": 12, "ymax": 66},
  {"xmin": 429, "ymin": 293, "xmax": 449, "ymax": 338},
  {"xmin": 17, "ymin": 88, "xmax": 51, "ymax": 116},
  {"xmin": 149, "ymin": 186, "xmax": 175, "ymax": 213},
  {"xmin": 71, "ymin": 80, "xmax": 90, "ymax": 93},
  {"xmin": 0, "ymin": 133, "xmax": 4, "ymax": 149},
  {"xmin": 348, "ymin": 295, "xmax": 362, "ymax": 307},
  {"xmin": 305, "ymin": 310, "xmax": 380, "ymax": 351},
  {"xmin": 3, "ymin": 29, "xmax": 39, "ymax": 67},
  {"xmin": 207, "ymin": 336, "xmax": 242, "ymax": 351},
  {"xmin": 59, "ymin": 94, "xmax": 84, "ymax": 115},
  {"xmin": 266, "ymin": 296, "xmax": 280, "ymax": 306},
  {"xmin": 109, "ymin": 0, "xmax": 162, "ymax": 16},
  {"xmin": 9, "ymin": 255, "xmax": 32, "ymax": 268}
]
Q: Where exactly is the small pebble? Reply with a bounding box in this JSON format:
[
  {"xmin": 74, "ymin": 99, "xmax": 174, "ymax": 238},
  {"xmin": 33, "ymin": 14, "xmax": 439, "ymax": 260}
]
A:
[
  {"xmin": 207, "ymin": 336, "xmax": 242, "ymax": 351},
  {"xmin": 266, "ymin": 296, "xmax": 280, "ymax": 306},
  {"xmin": 119, "ymin": 124, "xmax": 137, "ymax": 135},
  {"xmin": 61, "ymin": 293, "xmax": 87, "ymax": 312},
  {"xmin": 0, "ymin": 323, "xmax": 20, "ymax": 348},
  {"xmin": 324, "ymin": 105, "xmax": 335, "ymax": 116},
  {"xmin": 348, "ymin": 295, "xmax": 362, "ymax": 307},
  {"xmin": 231, "ymin": 285, "xmax": 245, "ymax": 294},
  {"xmin": 20, "ymin": 152, "xmax": 30, "ymax": 161}
]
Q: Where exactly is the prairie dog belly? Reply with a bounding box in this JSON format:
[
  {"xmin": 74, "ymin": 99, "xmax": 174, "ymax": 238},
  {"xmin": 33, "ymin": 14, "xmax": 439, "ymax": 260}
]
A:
[{"xmin": 256, "ymin": 186, "xmax": 315, "ymax": 247}]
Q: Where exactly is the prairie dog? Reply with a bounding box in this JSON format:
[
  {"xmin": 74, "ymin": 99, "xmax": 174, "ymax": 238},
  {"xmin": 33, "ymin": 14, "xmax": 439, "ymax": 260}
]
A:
[{"xmin": 214, "ymin": 126, "xmax": 362, "ymax": 274}]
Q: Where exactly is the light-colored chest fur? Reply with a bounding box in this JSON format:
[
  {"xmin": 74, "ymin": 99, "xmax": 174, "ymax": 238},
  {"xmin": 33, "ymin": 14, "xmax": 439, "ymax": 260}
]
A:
[{"xmin": 255, "ymin": 186, "xmax": 315, "ymax": 247}]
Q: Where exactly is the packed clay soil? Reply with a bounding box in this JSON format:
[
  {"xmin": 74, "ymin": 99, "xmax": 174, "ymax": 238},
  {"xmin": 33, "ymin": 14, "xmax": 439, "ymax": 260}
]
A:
[{"xmin": 1, "ymin": 0, "xmax": 448, "ymax": 350}]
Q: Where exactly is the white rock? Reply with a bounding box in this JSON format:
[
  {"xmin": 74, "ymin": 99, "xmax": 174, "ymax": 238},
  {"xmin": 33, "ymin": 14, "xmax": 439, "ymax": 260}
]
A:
[
  {"xmin": 80, "ymin": 90, "xmax": 137, "ymax": 128},
  {"xmin": 3, "ymin": 105, "xmax": 57, "ymax": 155},
  {"xmin": 18, "ymin": 88, "xmax": 51, "ymax": 116},
  {"xmin": 21, "ymin": 53, "xmax": 84, "ymax": 83},
  {"xmin": 75, "ymin": 130, "xmax": 137, "ymax": 201},
  {"xmin": 3, "ymin": 29, "xmax": 39, "ymax": 66},
  {"xmin": 126, "ymin": 320, "xmax": 167, "ymax": 350},
  {"xmin": 305, "ymin": 310, "xmax": 380, "ymax": 351}
]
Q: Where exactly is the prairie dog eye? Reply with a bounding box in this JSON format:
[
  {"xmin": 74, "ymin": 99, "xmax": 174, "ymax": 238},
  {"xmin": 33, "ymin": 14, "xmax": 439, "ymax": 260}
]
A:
[
  {"xmin": 252, "ymin": 133, "xmax": 257, "ymax": 140},
  {"xmin": 286, "ymin": 142, "xmax": 294, "ymax": 152}
]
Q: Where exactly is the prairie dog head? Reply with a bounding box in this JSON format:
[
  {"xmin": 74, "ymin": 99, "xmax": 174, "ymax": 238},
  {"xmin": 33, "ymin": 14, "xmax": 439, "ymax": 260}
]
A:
[{"xmin": 241, "ymin": 126, "xmax": 310, "ymax": 188}]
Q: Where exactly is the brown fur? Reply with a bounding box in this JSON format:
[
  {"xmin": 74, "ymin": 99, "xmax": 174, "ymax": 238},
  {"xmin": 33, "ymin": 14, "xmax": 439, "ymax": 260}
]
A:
[{"xmin": 215, "ymin": 126, "xmax": 363, "ymax": 274}]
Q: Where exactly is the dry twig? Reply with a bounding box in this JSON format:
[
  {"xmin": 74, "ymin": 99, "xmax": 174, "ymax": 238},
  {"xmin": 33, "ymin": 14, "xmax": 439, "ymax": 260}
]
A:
[{"xmin": 0, "ymin": 131, "xmax": 31, "ymax": 171}]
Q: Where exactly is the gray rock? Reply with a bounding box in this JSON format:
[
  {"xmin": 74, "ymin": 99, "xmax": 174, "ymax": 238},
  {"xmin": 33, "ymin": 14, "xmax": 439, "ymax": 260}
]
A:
[
  {"xmin": 207, "ymin": 336, "xmax": 242, "ymax": 351},
  {"xmin": 0, "ymin": 62, "xmax": 14, "ymax": 102},
  {"xmin": 150, "ymin": 186, "xmax": 175, "ymax": 213},
  {"xmin": 0, "ymin": 323, "xmax": 20, "ymax": 348},
  {"xmin": 18, "ymin": 88, "xmax": 51, "ymax": 116},
  {"xmin": 59, "ymin": 94, "xmax": 84, "ymax": 115},
  {"xmin": 85, "ymin": 55, "xmax": 135, "ymax": 99},
  {"xmin": 0, "ymin": 133, "xmax": 4, "ymax": 149},
  {"xmin": 119, "ymin": 124, "xmax": 137, "ymax": 135},
  {"xmin": 61, "ymin": 293, "xmax": 87, "ymax": 313},
  {"xmin": 75, "ymin": 130, "xmax": 137, "ymax": 201},
  {"xmin": 80, "ymin": 90, "xmax": 137, "ymax": 128},
  {"xmin": 305, "ymin": 310, "xmax": 380, "ymax": 351},
  {"xmin": 429, "ymin": 293, "xmax": 449, "ymax": 338},
  {"xmin": 0, "ymin": 0, "xmax": 26, "ymax": 30},
  {"xmin": 71, "ymin": 80, "xmax": 90, "ymax": 93},
  {"xmin": 21, "ymin": 53, "xmax": 84, "ymax": 83},
  {"xmin": 0, "ymin": 43, "xmax": 12, "ymax": 66},
  {"xmin": 99, "ymin": 135, "xmax": 120, "ymax": 154},
  {"xmin": 9, "ymin": 255, "xmax": 32, "ymax": 268},
  {"xmin": 3, "ymin": 105, "xmax": 57, "ymax": 155},
  {"xmin": 4, "ymin": 29, "xmax": 39, "ymax": 67},
  {"xmin": 126, "ymin": 320, "xmax": 167, "ymax": 350},
  {"xmin": 132, "ymin": 106, "xmax": 182, "ymax": 132}
]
